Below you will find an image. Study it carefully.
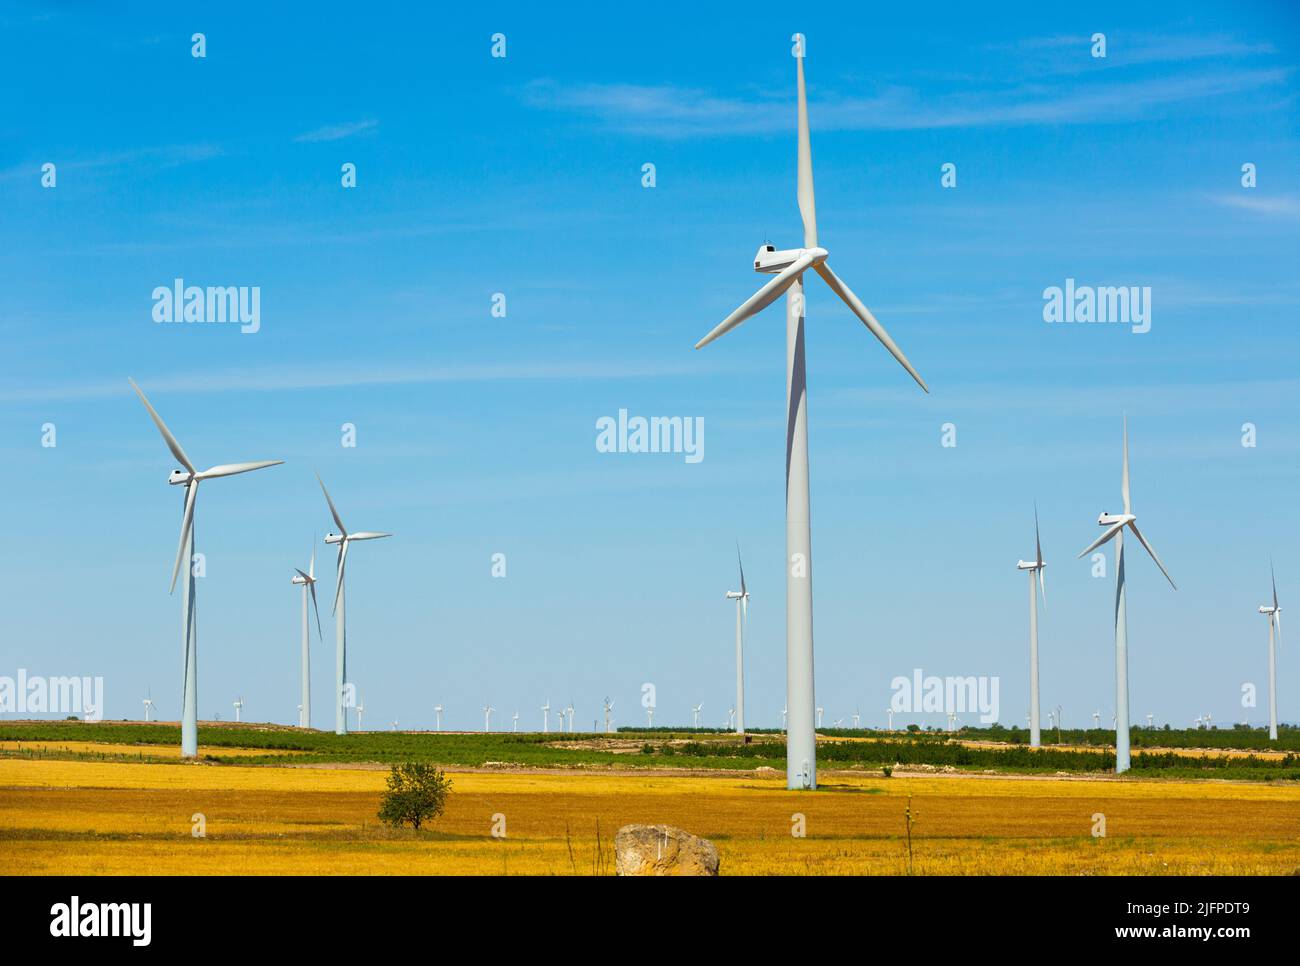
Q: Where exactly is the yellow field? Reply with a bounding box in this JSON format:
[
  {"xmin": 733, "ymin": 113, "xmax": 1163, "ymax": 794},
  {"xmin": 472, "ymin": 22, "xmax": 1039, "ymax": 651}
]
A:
[
  {"xmin": 3, "ymin": 758, "xmax": 1298, "ymax": 875},
  {"xmin": 0, "ymin": 740, "xmax": 307, "ymax": 759}
]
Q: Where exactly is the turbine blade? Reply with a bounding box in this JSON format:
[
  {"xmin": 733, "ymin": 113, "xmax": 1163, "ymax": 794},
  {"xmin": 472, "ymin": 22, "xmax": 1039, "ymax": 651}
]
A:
[
  {"xmin": 347, "ymin": 531, "xmax": 393, "ymax": 541},
  {"xmin": 796, "ymin": 49, "xmax": 817, "ymax": 248},
  {"xmin": 317, "ymin": 473, "xmax": 347, "ymax": 536},
  {"xmin": 737, "ymin": 542, "xmax": 746, "ymax": 597},
  {"xmin": 198, "ymin": 460, "xmax": 283, "ymax": 479},
  {"xmin": 170, "ymin": 482, "xmax": 198, "ymax": 594},
  {"xmin": 1034, "ymin": 503, "xmax": 1043, "ymax": 568},
  {"xmin": 128, "ymin": 378, "xmax": 196, "ymax": 474},
  {"xmin": 1039, "ymin": 569, "xmax": 1047, "ymax": 610},
  {"xmin": 1128, "ymin": 522, "xmax": 1176, "ymax": 590},
  {"xmin": 1077, "ymin": 520, "xmax": 1124, "ymax": 559},
  {"xmin": 1272, "ymin": 560, "xmax": 1279, "ymax": 612},
  {"xmin": 309, "ymin": 579, "xmax": 322, "ymax": 639},
  {"xmin": 693, "ymin": 252, "xmax": 816, "ymax": 349},
  {"xmin": 309, "ymin": 540, "xmax": 316, "ymax": 582},
  {"xmin": 333, "ymin": 540, "xmax": 349, "ymax": 615},
  {"xmin": 812, "ymin": 262, "xmax": 929, "ymax": 393},
  {"xmin": 1121, "ymin": 415, "xmax": 1131, "ymax": 515}
]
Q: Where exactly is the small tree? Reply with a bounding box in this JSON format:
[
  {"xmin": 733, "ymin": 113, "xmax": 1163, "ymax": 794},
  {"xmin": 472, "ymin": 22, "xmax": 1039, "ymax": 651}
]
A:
[{"xmin": 378, "ymin": 762, "xmax": 452, "ymax": 830}]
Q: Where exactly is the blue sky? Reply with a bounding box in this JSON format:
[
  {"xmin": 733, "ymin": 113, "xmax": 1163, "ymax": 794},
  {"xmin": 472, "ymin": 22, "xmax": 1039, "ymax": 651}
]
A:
[{"xmin": 1, "ymin": 1, "xmax": 1297, "ymax": 732}]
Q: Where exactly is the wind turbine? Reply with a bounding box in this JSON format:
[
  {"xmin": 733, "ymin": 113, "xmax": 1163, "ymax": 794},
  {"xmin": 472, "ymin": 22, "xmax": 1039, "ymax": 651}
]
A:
[
  {"xmin": 434, "ymin": 704, "xmax": 443, "ymax": 731},
  {"xmin": 603, "ymin": 698, "xmax": 613, "ymax": 734},
  {"xmin": 390, "ymin": 718, "xmax": 398, "ymax": 732},
  {"xmin": 692, "ymin": 704, "xmax": 702, "ymax": 728},
  {"xmin": 542, "ymin": 700, "xmax": 551, "ymax": 734},
  {"xmin": 291, "ymin": 541, "xmax": 322, "ymax": 729},
  {"xmin": 232, "ymin": 697, "xmax": 243, "ymax": 723},
  {"xmin": 565, "ymin": 702, "xmax": 575, "ymax": 734},
  {"xmin": 1092, "ymin": 710, "xmax": 1101, "ymax": 728},
  {"xmin": 141, "ymin": 691, "xmax": 154, "ymax": 723},
  {"xmin": 1260, "ymin": 563, "xmax": 1283, "ymax": 740},
  {"xmin": 727, "ymin": 707, "xmax": 736, "ymax": 730},
  {"xmin": 816, "ymin": 707, "xmax": 824, "ymax": 729},
  {"xmin": 781, "ymin": 706, "xmax": 787, "ymax": 731},
  {"xmin": 1145, "ymin": 713, "xmax": 1154, "ymax": 728},
  {"xmin": 1077, "ymin": 417, "xmax": 1176, "ymax": 774},
  {"xmin": 692, "ymin": 37, "xmax": 928, "ymax": 791},
  {"xmin": 128, "ymin": 378, "xmax": 283, "ymax": 757},
  {"xmin": 946, "ymin": 711, "xmax": 957, "ymax": 731},
  {"xmin": 1017, "ymin": 506, "xmax": 1048, "ymax": 747},
  {"xmin": 724, "ymin": 545, "xmax": 750, "ymax": 734},
  {"xmin": 852, "ymin": 710, "xmax": 860, "ymax": 729},
  {"xmin": 885, "ymin": 708, "xmax": 894, "ymax": 732},
  {"xmin": 483, "ymin": 705, "xmax": 494, "ymax": 732},
  {"xmin": 646, "ymin": 706, "xmax": 655, "ymax": 728},
  {"xmin": 512, "ymin": 711, "xmax": 519, "ymax": 733},
  {"xmin": 317, "ymin": 474, "xmax": 392, "ymax": 736},
  {"xmin": 355, "ymin": 696, "xmax": 364, "ymax": 730}
]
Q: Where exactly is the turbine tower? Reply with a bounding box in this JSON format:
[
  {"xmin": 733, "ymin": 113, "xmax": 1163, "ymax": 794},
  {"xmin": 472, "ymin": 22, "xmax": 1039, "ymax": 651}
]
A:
[
  {"xmin": 724, "ymin": 545, "xmax": 750, "ymax": 734},
  {"xmin": 1016, "ymin": 506, "xmax": 1047, "ymax": 747},
  {"xmin": 141, "ymin": 691, "xmax": 154, "ymax": 723},
  {"xmin": 355, "ymin": 695, "xmax": 364, "ymax": 730},
  {"xmin": 317, "ymin": 474, "xmax": 392, "ymax": 736},
  {"xmin": 482, "ymin": 705, "xmax": 494, "ymax": 732},
  {"xmin": 692, "ymin": 36, "xmax": 929, "ymax": 789},
  {"xmin": 542, "ymin": 700, "xmax": 551, "ymax": 734},
  {"xmin": 602, "ymin": 698, "xmax": 612, "ymax": 734},
  {"xmin": 232, "ymin": 697, "xmax": 243, "ymax": 723},
  {"xmin": 129, "ymin": 379, "xmax": 283, "ymax": 758},
  {"xmin": 434, "ymin": 704, "xmax": 443, "ymax": 731},
  {"xmin": 1260, "ymin": 564, "xmax": 1283, "ymax": 741},
  {"xmin": 1077, "ymin": 417, "xmax": 1176, "ymax": 774},
  {"xmin": 692, "ymin": 704, "xmax": 702, "ymax": 728},
  {"xmin": 291, "ymin": 542, "xmax": 322, "ymax": 729},
  {"xmin": 512, "ymin": 711, "xmax": 519, "ymax": 733}
]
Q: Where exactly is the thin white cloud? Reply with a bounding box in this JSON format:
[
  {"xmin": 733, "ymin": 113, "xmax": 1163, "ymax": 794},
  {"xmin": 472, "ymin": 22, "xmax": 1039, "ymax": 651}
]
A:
[
  {"xmin": 294, "ymin": 119, "xmax": 379, "ymax": 143},
  {"xmin": 0, "ymin": 143, "xmax": 221, "ymax": 181},
  {"xmin": 1208, "ymin": 193, "xmax": 1300, "ymax": 219},
  {"xmin": 525, "ymin": 67, "xmax": 1291, "ymax": 137},
  {"xmin": 0, "ymin": 359, "xmax": 726, "ymax": 404}
]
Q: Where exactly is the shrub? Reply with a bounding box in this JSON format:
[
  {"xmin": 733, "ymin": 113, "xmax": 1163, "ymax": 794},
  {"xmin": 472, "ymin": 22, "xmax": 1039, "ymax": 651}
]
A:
[{"xmin": 378, "ymin": 762, "xmax": 451, "ymax": 830}]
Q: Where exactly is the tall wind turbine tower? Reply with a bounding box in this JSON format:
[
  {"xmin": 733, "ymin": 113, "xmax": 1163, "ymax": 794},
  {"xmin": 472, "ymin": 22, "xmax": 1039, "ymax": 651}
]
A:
[
  {"xmin": 1260, "ymin": 564, "xmax": 1283, "ymax": 740},
  {"xmin": 692, "ymin": 36, "xmax": 929, "ymax": 789},
  {"xmin": 317, "ymin": 474, "xmax": 392, "ymax": 736},
  {"xmin": 1077, "ymin": 417, "xmax": 1176, "ymax": 774},
  {"xmin": 1016, "ymin": 507, "xmax": 1047, "ymax": 747},
  {"xmin": 128, "ymin": 379, "xmax": 282, "ymax": 758}
]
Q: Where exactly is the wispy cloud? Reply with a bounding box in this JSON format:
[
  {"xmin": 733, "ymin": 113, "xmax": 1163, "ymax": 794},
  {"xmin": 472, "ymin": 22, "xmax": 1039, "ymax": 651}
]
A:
[
  {"xmin": 526, "ymin": 67, "xmax": 1291, "ymax": 137},
  {"xmin": 0, "ymin": 143, "xmax": 221, "ymax": 182},
  {"xmin": 0, "ymin": 359, "xmax": 726, "ymax": 404},
  {"xmin": 1208, "ymin": 192, "xmax": 1300, "ymax": 219},
  {"xmin": 294, "ymin": 119, "xmax": 379, "ymax": 143},
  {"xmin": 988, "ymin": 32, "xmax": 1276, "ymax": 75}
]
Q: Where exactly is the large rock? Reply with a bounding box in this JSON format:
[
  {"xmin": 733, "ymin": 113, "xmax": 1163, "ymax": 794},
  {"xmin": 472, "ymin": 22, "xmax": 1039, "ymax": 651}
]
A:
[{"xmin": 614, "ymin": 824, "xmax": 719, "ymax": 876}]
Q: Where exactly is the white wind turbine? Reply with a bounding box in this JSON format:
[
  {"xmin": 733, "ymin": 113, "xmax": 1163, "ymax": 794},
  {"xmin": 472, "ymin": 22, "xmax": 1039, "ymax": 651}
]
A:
[
  {"xmin": 542, "ymin": 700, "xmax": 551, "ymax": 734},
  {"xmin": 646, "ymin": 706, "xmax": 655, "ymax": 728},
  {"xmin": 232, "ymin": 697, "xmax": 244, "ymax": 722},
  {"xmin": 1145, "ymin": 713, "xmax": 1155, "ymax": 728},
  {"xmin": 565, "ymin": 702, "xmax": 575, "ymax": 734},
  {"xmin": 692, "ymin": 36, "xmax": 928, "ymax": 790},
  {"xmin": 141, "ymin": 690, "xmax": 154, "ymax": 723},
  {"xmin": 355, "ymin": 696, "xmax": 365, "ymax": 730},
  {"xmin": 317, "ymin": 474, "xmax": 392, "ymax": 736},
  {"xmin": 434, "ymin": 704, "xmax": 443, "ymax": 731},
  {"xmin": 724, "ymin": 545, "xmax": 750, "ymax": 734},
  {"xmin": 885, "ymin": 708, "xmax": 894, "ymax": 731},
  {"xmin": 1260, "ymin": 563, "xmax": 1283, "ymax": 741},
  {"xmin": 692, "ymin": 704, "xmax": 702, "ymax": 728},
  {"xmin": 512, "ymin": 711, "xmax": 519, "ymax": 733},
  {"xmin": 603, "ymin": 698, "xmax": 613, "ymax": 734},
  {"xmin": 781, "ymin": 706, "xmax": 787, "ymax": 730},
  {"xmin": 129, "ymin": 379, "xmax": 283, "ymax": 758},
  {"xmin": 852, "ymin": 710, "xmax": 860, "ymax": 729},
  {"xmin": 1017, "ymin": 506, "xmax": 1048, "ymax": 747},
  {"xmin": 291, "ymin": 541, "xmax": 323, "ymax": 729},
  {"xmin": 1077, "ymin": 417, "xmax": 1176, "ymax": 774},
  {"xmin": 483, "ymin": 705, "xmax": 494, "ymax": 732},
  {"xmin": 816, "ymin": 707, "xmax": 824, "ymax": 729},
  {"xmin": 727, "ymin": 707, "xmax": 736, "ymax": 730}
]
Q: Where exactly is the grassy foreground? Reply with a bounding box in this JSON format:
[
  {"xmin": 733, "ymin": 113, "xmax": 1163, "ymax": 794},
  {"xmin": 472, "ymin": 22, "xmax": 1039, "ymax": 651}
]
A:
[{"xmin": 4, "ymin": 756, "xmax": 1299, "ymax": 875}]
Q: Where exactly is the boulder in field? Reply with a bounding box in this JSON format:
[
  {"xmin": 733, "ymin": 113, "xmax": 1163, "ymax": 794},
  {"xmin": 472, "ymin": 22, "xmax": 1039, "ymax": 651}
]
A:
[{"xmin": 614, "ymin": 824, "xmax": 719, "ymax": 876}]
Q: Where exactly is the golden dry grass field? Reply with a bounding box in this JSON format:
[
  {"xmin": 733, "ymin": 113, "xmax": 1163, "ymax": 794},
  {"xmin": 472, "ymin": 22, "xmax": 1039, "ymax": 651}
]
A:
[{"xmin": 3, "ymin": 757, "xmax": 1299, "ymax": 875}]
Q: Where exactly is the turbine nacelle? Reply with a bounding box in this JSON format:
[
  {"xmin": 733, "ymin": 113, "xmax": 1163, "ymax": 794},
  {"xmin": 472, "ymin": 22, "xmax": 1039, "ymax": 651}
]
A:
[
  {"xmin": 1260, "ymin": 605, "xmax": 1279, "ymax": 615},
  {"xmin": 724, "ymin": 590, "xmax": 748, "ymax": 600},
  {"xmin": 1098, "ymin": 512, "xmax": 1136, "ymax": 527},
  {"xmin": 1016, "ymin": 560, "xmax": 1046, "ymax": 571},
  {"xmin": 753, "ymin": 244, "xmax": 827, "ymax": 274},
  {"xmin": 324, "ymin": 532, "xmax": 344, "ymax": 544},
  {"xmin": 168, "ymin": 469, "xmax": 193, "ymax": 486}
]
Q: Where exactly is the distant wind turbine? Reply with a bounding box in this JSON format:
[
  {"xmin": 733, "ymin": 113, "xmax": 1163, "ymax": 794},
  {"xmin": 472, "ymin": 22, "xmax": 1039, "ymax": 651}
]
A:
[
  {"xmin": 885, "ymin": 708, "xmax": 894, "ymax": 732},
  {"xmin": 724, "ymin": 545, "xmax": 750, "ymax": 734},
  {"xmin": 291, "ymin": 540, "xmax": 322, "ymax": 729},
  {"xmin": 542, "ymin": 700, "xmax": 551, "ymax": 734},
  {"xmin": 691, "ymin": 37, "xmax": 929, "ymax": 790},
  {"xmin": 434, "ymin": 704, "xmax": 443, "ymax": 731},
  {"xmin": 1260, "ymin": 563, "xmax": 1283, "ymax": 740},
  {"xmin": 355, "ymin": 695, "xmax": 364, "ymax": 730},
  {"xmin": 129, "ymin": 378, "xmax": 283, "ymax": 757},
  {"xmin": 1077, "ymin": 417, "xmax": 1176, "ymax": 774},
  {"xmin": 692, "ymin": 704, "xmax": 702, "ymax": 728},
  {"xmin": 483, "ymin": 705, "xmax": 494, "ymax": 732},
  {"xmin": 142, "ymin": 691, "xmax": 154, "ymax": 723},
  {"xmin": 318, "ymin": 474, "xmax": 392, "ymax": 736},
  {"xmin": 603, "ymin": 697, "xmax": 613, "ymax": 735},
  {"xmin": 1017, "ymin": 506, "xmax": 1048, "ymax": 747},
  {"xmin": 232, "ymin": 697, "xmax": 243, "ymax": 723},
  {"xmin": 512, "ymin": 711, "xmax": 519, "ymax": 733}
]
